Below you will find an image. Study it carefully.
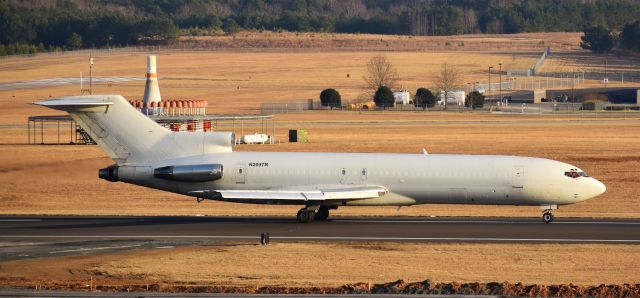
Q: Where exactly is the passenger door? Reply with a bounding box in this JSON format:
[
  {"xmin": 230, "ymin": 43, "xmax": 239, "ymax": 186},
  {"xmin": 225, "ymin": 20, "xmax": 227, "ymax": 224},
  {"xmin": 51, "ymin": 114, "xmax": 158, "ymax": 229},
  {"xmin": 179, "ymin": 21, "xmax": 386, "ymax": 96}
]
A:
[{"xmin": 236, "ymin": 164, "xmax": 246, "ymax": 184}]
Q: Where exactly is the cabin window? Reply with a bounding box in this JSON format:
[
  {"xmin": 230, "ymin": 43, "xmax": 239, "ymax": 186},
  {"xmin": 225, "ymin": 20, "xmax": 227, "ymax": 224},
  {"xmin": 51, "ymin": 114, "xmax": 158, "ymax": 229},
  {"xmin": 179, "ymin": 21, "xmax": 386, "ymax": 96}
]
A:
[
  {"xmin": 565, "ymin": 169, "xmax": 589, "ymax": 178},
  {"xmin": 341, "ymin": 168, "xmax": 346, "ymax": 175}
]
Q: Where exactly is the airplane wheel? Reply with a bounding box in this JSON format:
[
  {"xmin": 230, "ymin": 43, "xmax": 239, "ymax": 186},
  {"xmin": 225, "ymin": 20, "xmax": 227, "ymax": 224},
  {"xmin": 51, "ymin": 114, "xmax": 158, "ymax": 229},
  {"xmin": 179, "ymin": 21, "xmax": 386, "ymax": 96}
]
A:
[
  {"xmin": 297, "ymin": 208, "xmax": 313, "ymax": 223},
  {"xmin": 314, "ymin": 207, "xmax": 330, "ymax": 221},
  {"xmin": 542, "ymin": 212, "xmax": 554, "ymax": 223}
]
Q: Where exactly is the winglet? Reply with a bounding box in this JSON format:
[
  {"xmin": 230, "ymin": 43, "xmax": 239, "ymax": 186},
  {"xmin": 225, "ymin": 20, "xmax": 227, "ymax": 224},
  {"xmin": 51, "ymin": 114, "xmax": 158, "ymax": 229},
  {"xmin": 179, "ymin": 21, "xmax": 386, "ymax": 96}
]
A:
[{"xmin": 422, "ymin": 148, "xmax": 428, "ymax": 155}]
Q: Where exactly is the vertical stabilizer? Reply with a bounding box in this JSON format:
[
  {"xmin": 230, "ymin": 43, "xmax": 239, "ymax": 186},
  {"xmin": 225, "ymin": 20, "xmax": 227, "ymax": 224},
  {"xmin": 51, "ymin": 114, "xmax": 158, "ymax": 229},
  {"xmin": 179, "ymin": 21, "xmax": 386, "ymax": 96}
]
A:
[{"xmin": 35, "ymin": 95, "xmax": 234, "ymax": 165}]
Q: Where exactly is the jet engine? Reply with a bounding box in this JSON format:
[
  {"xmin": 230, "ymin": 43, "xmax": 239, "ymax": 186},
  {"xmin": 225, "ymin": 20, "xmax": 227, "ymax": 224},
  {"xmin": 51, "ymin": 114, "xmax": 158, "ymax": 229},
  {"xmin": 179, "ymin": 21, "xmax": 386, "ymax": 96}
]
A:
[
  {"xmin": 153, "ymin": 164, "xmax": 223, "ymax": 182},
  {"xmin": 98, "ymin": 165, "xmax": 119, "ymax": 182}
]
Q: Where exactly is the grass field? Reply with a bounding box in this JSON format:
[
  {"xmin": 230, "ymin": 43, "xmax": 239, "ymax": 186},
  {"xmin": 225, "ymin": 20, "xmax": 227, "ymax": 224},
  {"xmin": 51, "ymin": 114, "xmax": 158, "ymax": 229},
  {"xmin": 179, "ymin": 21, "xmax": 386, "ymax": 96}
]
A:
[
  {"xmin": 1, "ymin": 242, "xmax": 638, "ymax": 288},
  {"xmin": 1, "ymin": 114, "xmax": 639, "ymax": 219}
]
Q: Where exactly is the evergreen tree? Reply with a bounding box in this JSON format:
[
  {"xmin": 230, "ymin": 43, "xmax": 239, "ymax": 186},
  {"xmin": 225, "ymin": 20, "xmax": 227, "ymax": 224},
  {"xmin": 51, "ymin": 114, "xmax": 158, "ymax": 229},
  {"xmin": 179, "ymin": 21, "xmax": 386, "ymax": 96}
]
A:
[
  {"xmin": 465, "ymin": 91, "xmax": 485, "ymax": 109},
  {"xmin": 580, "ymin": 25, "xmax": 614, "ymax": 53},
  {"xmin": 374, "ymin": 86, "xmax": 394, "ymax": 109},
  {"xmin": 620, "ymin": 21, "xmax": 640, "ymax": 52},
  {"xmin": 320, "ymin": 88, "xmax": 342, "ymax": 109},
  {"xmin": 414, "ymin": 88, "xmax": 435, "ymax": 109}
]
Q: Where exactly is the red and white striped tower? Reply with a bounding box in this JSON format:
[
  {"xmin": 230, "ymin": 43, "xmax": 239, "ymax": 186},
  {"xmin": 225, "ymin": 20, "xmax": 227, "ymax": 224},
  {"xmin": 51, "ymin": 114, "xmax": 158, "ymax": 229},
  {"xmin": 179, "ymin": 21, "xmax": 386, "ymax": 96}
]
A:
[{"xmin": 142, "ymin": 55, "xmax": 161, "ymax": 115}]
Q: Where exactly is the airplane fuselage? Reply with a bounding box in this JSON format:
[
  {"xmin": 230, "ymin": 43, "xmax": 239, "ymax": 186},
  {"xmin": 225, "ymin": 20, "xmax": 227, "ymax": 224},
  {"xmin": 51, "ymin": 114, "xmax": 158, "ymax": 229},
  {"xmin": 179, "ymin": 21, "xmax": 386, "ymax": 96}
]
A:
[{"xmin": 116, "ymin": 152, "xmax": 605, "ymax": 207}]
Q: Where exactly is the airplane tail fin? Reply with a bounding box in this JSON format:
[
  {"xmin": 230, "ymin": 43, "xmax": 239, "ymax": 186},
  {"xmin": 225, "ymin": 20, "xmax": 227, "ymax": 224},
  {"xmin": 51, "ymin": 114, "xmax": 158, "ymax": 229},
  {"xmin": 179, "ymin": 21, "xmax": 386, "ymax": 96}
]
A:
[{"xmin": 35, "ymin": 95, "xmax": 234, "ymax": 165}]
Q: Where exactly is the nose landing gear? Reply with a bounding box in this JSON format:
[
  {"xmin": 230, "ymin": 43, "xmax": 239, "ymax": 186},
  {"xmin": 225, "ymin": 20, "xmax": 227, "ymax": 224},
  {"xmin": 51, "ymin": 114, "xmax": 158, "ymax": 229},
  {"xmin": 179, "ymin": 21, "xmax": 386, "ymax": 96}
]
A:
[{"xmin": 540, "ymin": 204, "xmax": 557, "ymax": 224}]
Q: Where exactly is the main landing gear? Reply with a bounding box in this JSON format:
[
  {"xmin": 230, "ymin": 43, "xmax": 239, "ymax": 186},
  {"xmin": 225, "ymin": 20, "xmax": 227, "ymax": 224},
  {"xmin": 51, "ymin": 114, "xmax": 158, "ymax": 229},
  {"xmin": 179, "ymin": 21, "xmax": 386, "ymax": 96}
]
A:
[
  {"xmin": 296, "ymin": 206, "xmax": 332, "ymax": 223},
  {"xmin": 542, "ymin": 210, "xmax": 555, "ymax": 223}
]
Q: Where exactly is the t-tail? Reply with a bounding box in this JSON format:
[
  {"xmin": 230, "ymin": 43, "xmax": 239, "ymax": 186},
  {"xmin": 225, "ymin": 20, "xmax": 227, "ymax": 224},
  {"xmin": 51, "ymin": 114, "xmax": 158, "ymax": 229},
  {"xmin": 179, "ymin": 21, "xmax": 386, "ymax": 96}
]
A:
[{"xmin": 34, "ymin": 95, "xmax": 234, "ymax": 166}]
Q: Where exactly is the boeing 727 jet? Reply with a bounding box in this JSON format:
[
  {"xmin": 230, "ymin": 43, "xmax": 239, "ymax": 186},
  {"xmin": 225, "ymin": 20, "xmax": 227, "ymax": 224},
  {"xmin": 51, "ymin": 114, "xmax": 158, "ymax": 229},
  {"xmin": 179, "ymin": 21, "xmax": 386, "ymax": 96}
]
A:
[{"xmin": 36, "ymin": 95, "xmax": 606, "ymax": 223}]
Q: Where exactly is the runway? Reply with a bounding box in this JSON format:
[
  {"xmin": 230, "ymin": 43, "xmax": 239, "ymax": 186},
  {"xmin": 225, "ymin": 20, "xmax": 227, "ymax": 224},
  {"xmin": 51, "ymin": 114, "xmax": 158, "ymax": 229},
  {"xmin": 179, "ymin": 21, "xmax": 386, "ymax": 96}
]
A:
[
  {"xmin": 0, "ymin": 77, "xmax": 144, "ymax": 91},
  {"xmin": 1, "ymin": 216, "xmax": 639, "ymax": 243}
]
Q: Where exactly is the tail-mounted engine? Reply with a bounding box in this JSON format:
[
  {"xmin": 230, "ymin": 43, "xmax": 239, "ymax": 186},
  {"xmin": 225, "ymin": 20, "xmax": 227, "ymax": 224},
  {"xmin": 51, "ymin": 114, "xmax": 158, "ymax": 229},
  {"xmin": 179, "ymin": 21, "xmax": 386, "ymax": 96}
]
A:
[
  {"xmin": 153, "ymin": 164, "xmax": 223, "ymax": 182},
  {"xmin": 98, "ymin": 164, "xmax": 119, "ymax": 182}
]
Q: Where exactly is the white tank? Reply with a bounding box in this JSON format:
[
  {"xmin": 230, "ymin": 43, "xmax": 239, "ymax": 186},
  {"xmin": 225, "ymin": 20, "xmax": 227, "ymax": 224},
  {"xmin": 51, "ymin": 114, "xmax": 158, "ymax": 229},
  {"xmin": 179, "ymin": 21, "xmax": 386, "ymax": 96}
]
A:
[{"xmin": 240, "ymin": 133, "xmax": 269, "ymax": 144}]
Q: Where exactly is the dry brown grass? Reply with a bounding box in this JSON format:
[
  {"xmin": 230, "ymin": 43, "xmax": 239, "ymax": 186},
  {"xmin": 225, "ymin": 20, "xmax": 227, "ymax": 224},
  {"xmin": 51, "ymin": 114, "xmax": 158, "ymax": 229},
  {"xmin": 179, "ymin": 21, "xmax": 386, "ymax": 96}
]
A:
[
  {"xmin": 1, "ymin": 242, "xmax": 638, "ymax": 287},
  {"xmin": 0, "ymin": 115, "xmax": 639, "ymax": 218}
]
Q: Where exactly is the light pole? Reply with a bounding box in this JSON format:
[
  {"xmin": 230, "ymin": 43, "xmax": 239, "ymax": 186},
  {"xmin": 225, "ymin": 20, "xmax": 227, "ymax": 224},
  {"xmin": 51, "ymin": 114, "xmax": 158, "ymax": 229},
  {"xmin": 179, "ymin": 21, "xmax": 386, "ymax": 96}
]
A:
[
  {"xmin": 604, "ymin": 59, "xmax": 608, "ymax": 88},
  {"xmin": 499, "ymin": 63, "xmax": 502, "ymax": 104},
  {"xmin": 488, "ymin": 66, "xmax": 494, "ymax": 103},
  {"xmin": 89, "ymin": 56, "xmax": 94, "ymax": 95}
]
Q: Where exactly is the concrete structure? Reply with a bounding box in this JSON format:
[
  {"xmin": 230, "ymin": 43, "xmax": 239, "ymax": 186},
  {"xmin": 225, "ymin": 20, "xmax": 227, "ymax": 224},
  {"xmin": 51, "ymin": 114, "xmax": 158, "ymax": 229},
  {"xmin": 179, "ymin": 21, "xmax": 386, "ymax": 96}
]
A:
[{"xmin": 545, "ymin": 87, "xmax": 640, "ymax": 105}]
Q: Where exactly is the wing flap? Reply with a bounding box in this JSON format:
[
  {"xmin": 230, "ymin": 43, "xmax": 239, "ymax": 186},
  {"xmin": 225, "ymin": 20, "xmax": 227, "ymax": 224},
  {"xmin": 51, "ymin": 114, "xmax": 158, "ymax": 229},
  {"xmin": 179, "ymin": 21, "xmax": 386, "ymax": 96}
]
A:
[{"xmin": 189, "ymin": 186, "xmax": 387, "ymax": 202}]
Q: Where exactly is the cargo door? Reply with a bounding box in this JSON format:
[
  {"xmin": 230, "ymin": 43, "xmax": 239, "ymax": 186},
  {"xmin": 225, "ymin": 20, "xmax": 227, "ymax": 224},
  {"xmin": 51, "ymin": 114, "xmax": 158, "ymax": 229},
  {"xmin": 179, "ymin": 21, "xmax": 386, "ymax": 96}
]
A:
[
  {"xmin": 360, "ymin": 168, "xmax": 368, "ymax": 182},
  {"xmin": 236, "ymin": 164, "xmax": 246, "ymax": 184},
  {"xmin": 512, "ymin": 166, "xmax": 524, "ymax": 188}
]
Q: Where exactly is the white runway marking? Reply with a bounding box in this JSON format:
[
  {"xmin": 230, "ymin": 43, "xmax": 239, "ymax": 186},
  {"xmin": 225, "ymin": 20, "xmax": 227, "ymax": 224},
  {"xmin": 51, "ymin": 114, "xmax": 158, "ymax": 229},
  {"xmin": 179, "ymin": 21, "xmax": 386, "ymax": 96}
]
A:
[
  {"xmin": 1, "ymin": 235, "xmax": 638, "ymax": 243},
  {"xmin": 49, "ymin": 244, "xmax": 142, "ymax": 254}
]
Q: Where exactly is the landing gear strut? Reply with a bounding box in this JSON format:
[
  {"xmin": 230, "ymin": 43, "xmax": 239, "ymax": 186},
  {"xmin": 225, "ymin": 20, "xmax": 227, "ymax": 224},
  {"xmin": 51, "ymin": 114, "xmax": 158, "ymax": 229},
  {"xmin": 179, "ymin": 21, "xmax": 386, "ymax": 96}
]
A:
[
  {"xmin": 542, "ymin": 210, "xmax": 554, "ymax": 223},
  {"xmin": 314, "ymin": 206, "xmax": 330, "ymax": 221}
]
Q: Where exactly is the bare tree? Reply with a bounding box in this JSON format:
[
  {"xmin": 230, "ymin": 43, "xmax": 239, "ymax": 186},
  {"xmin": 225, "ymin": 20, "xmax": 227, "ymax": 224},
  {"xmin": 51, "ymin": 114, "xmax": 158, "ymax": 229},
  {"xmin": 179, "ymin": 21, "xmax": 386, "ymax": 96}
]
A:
[
  {"xmin": 435, "ymin": 63, "xmax": 463, "ymax": 110},
  {"xmin": 363, "ymin": 55, "xmax": 399, "ymax": 94}
]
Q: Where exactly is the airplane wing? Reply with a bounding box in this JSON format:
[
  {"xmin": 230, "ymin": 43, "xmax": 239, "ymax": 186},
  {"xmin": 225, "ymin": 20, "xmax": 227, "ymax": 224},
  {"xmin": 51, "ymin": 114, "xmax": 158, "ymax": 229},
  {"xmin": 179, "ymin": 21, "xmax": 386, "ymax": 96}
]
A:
[{"xmin": 188, "ymin": 185, "xmax": 388, "ymax": 202}]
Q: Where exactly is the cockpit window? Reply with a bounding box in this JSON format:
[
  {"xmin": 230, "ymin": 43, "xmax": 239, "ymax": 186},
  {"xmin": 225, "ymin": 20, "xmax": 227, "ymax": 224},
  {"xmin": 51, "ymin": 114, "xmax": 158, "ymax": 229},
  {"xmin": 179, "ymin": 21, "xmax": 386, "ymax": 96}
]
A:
[{"xmin": 565, "ymin": 169, "xmax": 589, "ymax": 178}]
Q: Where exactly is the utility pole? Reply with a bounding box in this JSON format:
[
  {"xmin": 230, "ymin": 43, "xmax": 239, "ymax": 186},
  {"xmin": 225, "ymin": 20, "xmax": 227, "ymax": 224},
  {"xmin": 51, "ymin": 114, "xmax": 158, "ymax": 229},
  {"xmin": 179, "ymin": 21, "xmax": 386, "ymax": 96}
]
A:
[
  {"xmin": 499, "ymin": 63, "xmax": 502, "ymax": 104},
  {"xmin": 604, "ymin": 59, "xmax": 608, "ymax": 88},
  {"xmin": 488, "ymin": 66, "xmax": 493, "ymax": 103}
]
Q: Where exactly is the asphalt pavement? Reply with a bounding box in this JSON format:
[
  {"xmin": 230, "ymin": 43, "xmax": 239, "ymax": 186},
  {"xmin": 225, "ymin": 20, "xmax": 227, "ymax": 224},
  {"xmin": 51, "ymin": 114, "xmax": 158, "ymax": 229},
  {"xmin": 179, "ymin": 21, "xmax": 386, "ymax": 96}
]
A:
[{"xmin": 0, "ymin": 215, "xmax": 638, "ymax": 261}]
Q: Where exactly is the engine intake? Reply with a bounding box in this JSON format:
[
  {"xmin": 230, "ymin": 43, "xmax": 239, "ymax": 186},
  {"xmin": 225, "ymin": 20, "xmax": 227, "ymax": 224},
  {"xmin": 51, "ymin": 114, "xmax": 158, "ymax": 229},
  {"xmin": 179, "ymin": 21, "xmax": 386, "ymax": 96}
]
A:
[
  {"xmin": 98, "ymin": 165, "xmax": 119, "ymax": 182},
  {"xmin": 154, "ymin": 164, "xmax": 223, "ymax": 182}
]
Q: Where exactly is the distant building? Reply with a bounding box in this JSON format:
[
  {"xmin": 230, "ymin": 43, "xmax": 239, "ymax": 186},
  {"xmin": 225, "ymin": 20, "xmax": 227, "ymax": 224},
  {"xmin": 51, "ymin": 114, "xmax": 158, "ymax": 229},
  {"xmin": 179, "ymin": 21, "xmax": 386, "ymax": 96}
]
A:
[
  {"xmin": 393, "ymin": 90, "xmax": 411, "ymax": 105},
  {"xmin": 438, "ymin": 90, "xmax": 466, "ymax": 106}
]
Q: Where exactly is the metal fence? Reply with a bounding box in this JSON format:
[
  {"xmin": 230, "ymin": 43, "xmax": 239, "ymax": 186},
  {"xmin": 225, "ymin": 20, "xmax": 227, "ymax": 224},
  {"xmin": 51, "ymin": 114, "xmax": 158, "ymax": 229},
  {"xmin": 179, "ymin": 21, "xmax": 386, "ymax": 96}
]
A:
[
  {"xmin": 507, "ymin": 47, "xmax": 550, "ymax": 77},
  {"xmin": 508, "ymin": 72, "xmax": 585, "ymax": 90}
]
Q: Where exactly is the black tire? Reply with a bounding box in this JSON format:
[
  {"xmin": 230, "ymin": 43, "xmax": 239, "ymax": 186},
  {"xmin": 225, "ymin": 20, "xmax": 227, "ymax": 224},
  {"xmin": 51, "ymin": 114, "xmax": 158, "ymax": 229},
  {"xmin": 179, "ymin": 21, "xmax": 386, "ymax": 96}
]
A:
[
  {"xmin": 542, "ymin": 212, "xmax": 554, "ymax": 223},
  {"xmin": 296, "ymin": 209, "xmax": 313, "ymax": 223},
  {"xmin": 314, "ymin": 207, "xmax": 330, "ymax": 221}
]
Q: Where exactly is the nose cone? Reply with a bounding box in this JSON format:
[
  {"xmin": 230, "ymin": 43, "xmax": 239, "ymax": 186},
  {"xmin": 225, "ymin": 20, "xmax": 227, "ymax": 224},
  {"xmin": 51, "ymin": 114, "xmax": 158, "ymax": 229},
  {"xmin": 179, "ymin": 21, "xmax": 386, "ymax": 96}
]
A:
[{"xmin": 585, "ymin": 179, "xmax": 606, "ymax": 199}]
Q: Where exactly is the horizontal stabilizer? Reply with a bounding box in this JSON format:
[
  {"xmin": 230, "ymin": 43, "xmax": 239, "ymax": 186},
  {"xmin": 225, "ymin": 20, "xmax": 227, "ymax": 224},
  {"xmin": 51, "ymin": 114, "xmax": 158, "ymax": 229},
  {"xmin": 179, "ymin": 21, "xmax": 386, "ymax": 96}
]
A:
[{"xmin": 34, "ymin": 97, "xmax": 113, "ymax": 111}]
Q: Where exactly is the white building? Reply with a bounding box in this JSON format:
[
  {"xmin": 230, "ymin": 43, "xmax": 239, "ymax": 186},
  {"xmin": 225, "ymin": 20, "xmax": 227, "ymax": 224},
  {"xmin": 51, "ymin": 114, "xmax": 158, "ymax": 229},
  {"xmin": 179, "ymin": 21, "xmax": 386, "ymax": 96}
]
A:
[
  {"xmin": 393, "ymin": 90, "xmax": 411, "ymax": 105},
  {"xmin": 438, "ymin": 90, "xmax": 466, "ymax": 106}
]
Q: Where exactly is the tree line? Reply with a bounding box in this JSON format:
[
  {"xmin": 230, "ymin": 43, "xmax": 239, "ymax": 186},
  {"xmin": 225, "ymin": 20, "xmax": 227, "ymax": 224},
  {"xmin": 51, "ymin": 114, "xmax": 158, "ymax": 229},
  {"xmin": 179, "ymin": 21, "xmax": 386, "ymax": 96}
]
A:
[{"xmin": 4, "ymin": 0, "xmax": 640, "ymax": 56}]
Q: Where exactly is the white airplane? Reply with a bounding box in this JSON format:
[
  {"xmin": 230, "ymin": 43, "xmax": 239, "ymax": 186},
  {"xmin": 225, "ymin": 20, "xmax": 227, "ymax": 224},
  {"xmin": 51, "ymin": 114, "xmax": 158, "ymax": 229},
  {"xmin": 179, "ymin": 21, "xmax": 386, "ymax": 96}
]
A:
[{"xmin": 36, "ymin": 95, "xmax": 606, "ymax": 223}]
